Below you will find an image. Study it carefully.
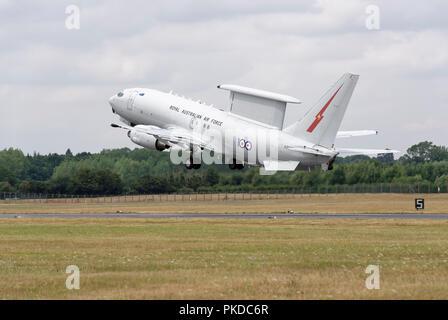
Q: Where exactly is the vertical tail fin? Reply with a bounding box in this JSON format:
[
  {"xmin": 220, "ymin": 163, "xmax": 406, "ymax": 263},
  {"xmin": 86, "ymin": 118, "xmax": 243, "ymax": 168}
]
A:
[{"xmin": 284, "ymin": 73, "xmax": 359, "ymax": 148}]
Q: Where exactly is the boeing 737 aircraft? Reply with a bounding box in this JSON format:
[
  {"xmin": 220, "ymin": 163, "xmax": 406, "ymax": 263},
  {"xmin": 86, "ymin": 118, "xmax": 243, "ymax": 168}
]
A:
[{"xmin": 108, "ymin": 73, "xmax": 398, "ymax": 172}]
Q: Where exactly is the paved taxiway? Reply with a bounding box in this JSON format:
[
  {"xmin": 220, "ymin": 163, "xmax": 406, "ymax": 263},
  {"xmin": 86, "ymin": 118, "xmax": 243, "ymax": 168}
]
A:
[{"xmin": 0, "ymin": 213, "xmax": 447, "ymax": 219}]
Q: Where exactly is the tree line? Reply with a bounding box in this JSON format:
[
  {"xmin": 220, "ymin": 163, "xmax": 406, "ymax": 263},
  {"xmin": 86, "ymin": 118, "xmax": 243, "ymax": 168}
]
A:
[{"xmin": 1, "ymin": 141, "xmax": 448, "ymax": 195}]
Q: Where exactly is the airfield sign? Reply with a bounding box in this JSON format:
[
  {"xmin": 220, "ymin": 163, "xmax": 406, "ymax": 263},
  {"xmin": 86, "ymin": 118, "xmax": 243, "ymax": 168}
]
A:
[{"xmin": 415, "ymin": 198, "xmax": 425, "ymax": 210}]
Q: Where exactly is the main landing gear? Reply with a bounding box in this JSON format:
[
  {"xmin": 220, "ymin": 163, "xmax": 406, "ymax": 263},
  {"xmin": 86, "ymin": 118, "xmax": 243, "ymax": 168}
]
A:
[
  {"xmin": 185, "ymin": 156, "xmax": 201, "ymax": 170},
  {"xmin": 229, "ymin": 160, "xmax": 244, "ymax": 170},
  {"xmin": 186, "ymin": 162, "xmax": 201, "ymax": 170},
  {"xmin": 327, "ymin": 155, "xmax": 337, "ymax": 171}
]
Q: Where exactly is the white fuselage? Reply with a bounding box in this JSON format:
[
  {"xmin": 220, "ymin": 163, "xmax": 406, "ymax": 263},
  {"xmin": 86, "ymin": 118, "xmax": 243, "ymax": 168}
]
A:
[{"xmin": 109, "ymin": 88, "xmax": 333, "ymax": 170}]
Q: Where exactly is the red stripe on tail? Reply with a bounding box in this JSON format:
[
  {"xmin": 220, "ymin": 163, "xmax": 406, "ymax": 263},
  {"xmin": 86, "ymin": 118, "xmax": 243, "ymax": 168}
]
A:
[{"xmin": 307, "ymin": 84, "xmax": 343, "ymax": 133}]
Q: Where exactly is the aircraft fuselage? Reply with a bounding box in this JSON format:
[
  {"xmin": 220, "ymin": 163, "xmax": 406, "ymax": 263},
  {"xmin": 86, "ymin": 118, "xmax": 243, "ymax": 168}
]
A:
[{"xmin": 109, "ymin": 88, "xmax": 333, "ymax": 170}]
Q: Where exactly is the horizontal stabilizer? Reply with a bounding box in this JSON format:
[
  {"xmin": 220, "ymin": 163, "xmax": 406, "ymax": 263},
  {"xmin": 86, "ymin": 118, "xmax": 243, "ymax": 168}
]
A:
[
  {"xmin": 286, "ymin": 145, "xmax": 335, "ymax": 157},
  {"xmin": 336, "ymin": 148, "xmax": 400, "ymax": 157},
  {"xmin": 336, "ymin": 130, "xmax": 378, "ymax": 138}
]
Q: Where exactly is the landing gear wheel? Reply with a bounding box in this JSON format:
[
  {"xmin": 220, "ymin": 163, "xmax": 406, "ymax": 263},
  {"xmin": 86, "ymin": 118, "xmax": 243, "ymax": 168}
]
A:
[
  {"xmin": 186, "ymin": 158, "xmax": 201, "ymax": 170},
  {"xmin": 229, "ymin": 161, "xmax": 244, "ymax": 170}
]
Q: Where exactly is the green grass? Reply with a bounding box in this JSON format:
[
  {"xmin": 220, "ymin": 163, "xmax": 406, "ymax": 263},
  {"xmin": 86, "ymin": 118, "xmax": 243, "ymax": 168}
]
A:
[
  {"xmin": 0, "ymin": 218, "xmax": 448, "ymax": 299},
  {"xmin": 2, "ymin": 193, "xmax": 448, "ymax": 214}
]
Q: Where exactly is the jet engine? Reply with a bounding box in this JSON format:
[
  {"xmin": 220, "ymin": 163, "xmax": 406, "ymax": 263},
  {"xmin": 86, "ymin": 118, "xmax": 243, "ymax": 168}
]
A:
[{"xmin": 128, "ymin": 130, "xmax": 169, "ymax": 151}]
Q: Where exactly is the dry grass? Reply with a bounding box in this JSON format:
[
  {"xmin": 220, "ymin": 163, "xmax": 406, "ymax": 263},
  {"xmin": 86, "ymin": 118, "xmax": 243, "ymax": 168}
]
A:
[
  {"xmin": 1, "ymin": 193, "xmax": 447, "ymax": 214},
  {"xmin": 0, "ymin": 218, "xmax": 448, "ymax": 299}
]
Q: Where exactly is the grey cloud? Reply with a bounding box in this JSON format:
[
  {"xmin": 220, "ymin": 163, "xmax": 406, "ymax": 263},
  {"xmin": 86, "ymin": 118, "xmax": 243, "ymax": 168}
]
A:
[{"xmin": 0, "ymin": 0, "xmax": 447, "ymax": 155}]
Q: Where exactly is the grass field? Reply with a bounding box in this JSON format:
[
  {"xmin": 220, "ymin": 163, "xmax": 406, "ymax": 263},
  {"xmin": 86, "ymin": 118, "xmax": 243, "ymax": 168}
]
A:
[
  {"xmin": 1, "ymin": 193, "xmax": 448, "ymax": 214},
  {"xmin": 1, "ymin": 217, "xmax": 448, "ymax": 299}
]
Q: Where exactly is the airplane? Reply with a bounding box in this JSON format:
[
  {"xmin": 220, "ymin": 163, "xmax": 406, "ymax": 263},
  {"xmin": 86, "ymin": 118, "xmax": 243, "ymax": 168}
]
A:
[{"xmin": 108, "ymin": 73, "xmax": 398, "ymax": 172}]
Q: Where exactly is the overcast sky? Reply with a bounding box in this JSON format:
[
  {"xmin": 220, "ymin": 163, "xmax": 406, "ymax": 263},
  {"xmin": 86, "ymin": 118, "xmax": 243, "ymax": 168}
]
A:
[{"xmin": 1, "ymin": 0, "xmax": 447, "ymax": 155}]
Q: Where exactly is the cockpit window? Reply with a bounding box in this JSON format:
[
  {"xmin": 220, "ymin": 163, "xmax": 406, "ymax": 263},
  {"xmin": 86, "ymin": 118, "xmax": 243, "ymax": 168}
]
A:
[
  {"xmin": 139, "ymin": 93, "xmax": 145, "ymax": 96},
  {"xmin": 117, "ymin": 92, "xmax": 124, "ymax": 97}
]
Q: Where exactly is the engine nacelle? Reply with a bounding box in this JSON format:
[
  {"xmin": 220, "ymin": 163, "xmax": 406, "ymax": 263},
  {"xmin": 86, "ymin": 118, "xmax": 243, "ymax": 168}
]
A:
[{"xmin": 128, "ymin": 130, "xmax": 168, "ymax": 151}]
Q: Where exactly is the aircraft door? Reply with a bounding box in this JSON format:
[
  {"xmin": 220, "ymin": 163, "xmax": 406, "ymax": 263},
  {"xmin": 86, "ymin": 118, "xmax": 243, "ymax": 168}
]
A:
[{"xmin": 127, "ymin": 91, "xmax": 138, "ymax": 110}]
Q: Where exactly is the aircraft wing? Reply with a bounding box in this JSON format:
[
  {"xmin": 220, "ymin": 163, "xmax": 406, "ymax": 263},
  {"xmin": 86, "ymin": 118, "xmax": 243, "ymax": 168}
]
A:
[
  {"xmin": 335, "ymin": 148, "xmax": 400, "ymax": 156},
  {"xmin": 111, "ymin": 123, "xmax": 213, "ymax": 150},
  {"xmin": 336, "ymin": 130, "xmax": 378, "ymax": 138}
]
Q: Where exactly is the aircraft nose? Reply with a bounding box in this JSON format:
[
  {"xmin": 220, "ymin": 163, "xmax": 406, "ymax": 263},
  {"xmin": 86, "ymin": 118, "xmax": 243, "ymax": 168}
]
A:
[
  {"xmin": 109, "ymin": 96, "xmax": 117, "ymax": 113},
  {"xmin": 108, "ymin": 96, "xmax": 115, "ymax": 106}
]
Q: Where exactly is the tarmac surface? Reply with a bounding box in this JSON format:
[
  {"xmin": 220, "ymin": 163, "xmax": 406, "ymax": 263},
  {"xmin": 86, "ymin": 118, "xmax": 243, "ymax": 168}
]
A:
[{"xmin": 0, "ymin": 213, "xmax": 447, "ymax": 219}]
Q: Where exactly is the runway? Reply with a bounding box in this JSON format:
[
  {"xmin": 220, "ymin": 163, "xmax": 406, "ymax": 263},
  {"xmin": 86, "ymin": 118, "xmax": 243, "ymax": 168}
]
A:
[{"xmin": 1, "ymin": 213, "xmax": 447, "ymax": 219}]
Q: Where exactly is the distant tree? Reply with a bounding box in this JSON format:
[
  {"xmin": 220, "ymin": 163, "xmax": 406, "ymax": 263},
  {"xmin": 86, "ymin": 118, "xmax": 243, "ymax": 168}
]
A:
[
  {"xmin": 0, "ymin": 181, "xmax": 14, "ymax": 193},
  {"xmin": 289, "ymin": 171, "xmax": 305, "ymax": 186},
  {"xmin": 65, "ymin": 148, "xmax": 73, "ymax": 157},
  {"xmin": 29, "ymin": 180, "xmax": 46, "ymax": 193},
  {"xmin": 242, "ymin": 168, "xmax": 257, "ymax": 184},
  {"xmin": 230, "ymin": 173, "xmax": 244, "ymax": 185},
  {"xmin": 187, "ymin": 174, "xmax": 203, "ymax": 191},
  {"xmin": 337, "ymin": 155, "xmax": 370, "ymax": 164},
  {"xmin": 95, "ymin": 170, "xmax": 124, "ymax": 195},
  {"xmin": 377, "ymin": 152, "xmax": 394, "ymax": 163},
  {"xmin": 429, "ymin": 145, "xmax": 448, "ymax": 162},
  {"xmin": 177, "ymin": 187, "xmax": 194, "ymax": 194},
  {"xmin": 172, "ymin": 173, "xmax": 186, "ymax": 188},
  {"xmin": 69, "ymin": 168, "xmax": 98, "ymax": 195},
  {"xmin": 253, "ymin": 174, "xmax": 269, "ymax": 187},
  {"xmin": 18, "ymin": 181, "xmax": 32, "ymax": 193},
  {"xmin": 346, "ymin": 164, "xmax": 362, "ymax": 185},
  {"xmin": 0, "ymin": 148, "xmax": 26, "ymax": 182},
  {"xmin": 204, "ymin": 167, "xmax": 220, "ymax": 186},
  {"xmin": 0, "ymin": 164, "xmax": 18, "ymax": 186},
  {"xmin": 435, "ymin": 174, "xmax": 448, "ymax": 188},
  {"xmin": 46, "ymin": 177, "xmax": 70, "ymax": 194},
  {"xmin": 400, "ymin": 141, "xmax": 448, "ymax": 163},
  {"xmin": 68, "ymin": 168, "xmax": 123, "ymax": 195},
  {"xmin": 381, "ymin": 163, "xmax": 405, "ymax": 182},
  {"xmin": 133, "ymin": 175, "xmax": 172, "ymax": 194},
  {"xmin": 302, "ymin": 168, "xmax": 323, "ymax": 187},
  {"xmin": 329, "ymin": 166, "xmax": 345, "ymax": 185},
  {"xmin": 219, "ymin": 175, "xmax": 231, "ymax": 185},
  {"xmin": 74, "ymin": 152, "xmax": 92, "ymax": 161},
  {"xmin": 4, "ymin": 140, "xmax": 448, "ymax": 196}
]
